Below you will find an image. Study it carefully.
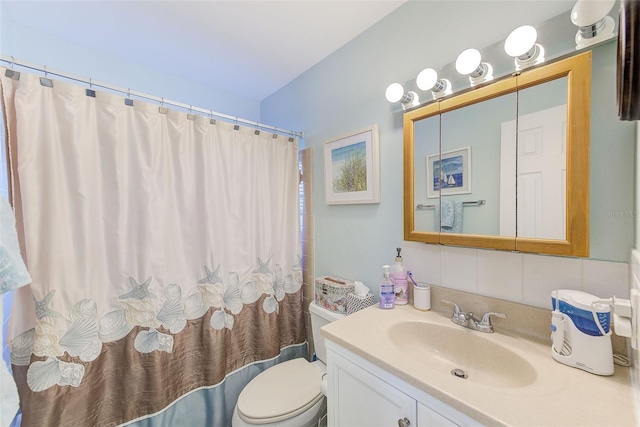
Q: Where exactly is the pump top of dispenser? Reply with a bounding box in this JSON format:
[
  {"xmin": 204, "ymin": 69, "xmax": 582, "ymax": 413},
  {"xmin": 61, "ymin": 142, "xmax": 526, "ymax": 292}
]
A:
[{"xmin": 395, "ymin": 247, "xmax": 403, "ymax": 262}]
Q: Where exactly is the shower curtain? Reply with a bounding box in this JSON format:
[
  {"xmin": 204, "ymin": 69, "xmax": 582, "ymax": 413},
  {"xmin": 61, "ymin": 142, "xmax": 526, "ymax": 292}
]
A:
[{"xmin": 0, "ymin": 67, "xmax": 305, "ymax": 426}]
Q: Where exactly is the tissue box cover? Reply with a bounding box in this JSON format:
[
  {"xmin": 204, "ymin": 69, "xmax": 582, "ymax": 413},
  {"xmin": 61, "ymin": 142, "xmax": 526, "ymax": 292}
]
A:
[
  {"xmin": 314, "ymin": 276, "xmax": 355, "ymax": 313},
  {"xmin": 346, "ymin": 292, "xmax": 376, "ymax": 315}
]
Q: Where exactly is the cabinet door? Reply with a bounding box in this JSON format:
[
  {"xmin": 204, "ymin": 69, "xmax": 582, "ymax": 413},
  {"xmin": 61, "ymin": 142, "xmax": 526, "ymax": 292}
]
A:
[
  {"xmin": 417, "ymin": 403, "xmax": 460, "ymax": 427},
  {"xmin": 329, "ymin": 352, "xmax": 416, "ymax": 427}
]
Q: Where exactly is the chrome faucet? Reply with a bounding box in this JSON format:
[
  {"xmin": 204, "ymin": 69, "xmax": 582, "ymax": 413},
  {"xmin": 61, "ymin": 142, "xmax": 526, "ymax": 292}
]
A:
[{"xmin": 441, "ymin": 299, "xmax": 506, "ymax": 333}]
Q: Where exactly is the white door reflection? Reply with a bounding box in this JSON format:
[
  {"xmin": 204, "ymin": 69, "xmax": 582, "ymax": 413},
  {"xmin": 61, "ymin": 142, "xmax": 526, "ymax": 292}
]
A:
[{"xmin": 501, "ymin": 104, "xmax": 567, "ymax": 240}]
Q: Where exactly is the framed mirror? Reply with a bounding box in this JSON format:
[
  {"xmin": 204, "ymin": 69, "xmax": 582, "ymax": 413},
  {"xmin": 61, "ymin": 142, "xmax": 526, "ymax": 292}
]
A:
[{"xmin": 403, "ymin": 51, "xmax": 591, "ymax": 257}]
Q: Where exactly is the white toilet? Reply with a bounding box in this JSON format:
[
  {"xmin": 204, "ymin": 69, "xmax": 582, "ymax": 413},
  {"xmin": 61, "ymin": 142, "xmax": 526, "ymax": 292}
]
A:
[{"xmin": 231, "ymin": 302, "xmax": 344, "ymax": 427}]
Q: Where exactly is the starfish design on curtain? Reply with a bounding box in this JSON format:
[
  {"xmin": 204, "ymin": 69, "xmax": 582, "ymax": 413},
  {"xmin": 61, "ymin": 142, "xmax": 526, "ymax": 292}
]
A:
[
  {"xmin": 119, "ymin": 276, "xmax": 157, "ymax": 300},
  {"xmin": 252, "ymin": 258, "xmax": 271, "ymax": 275},
  {"xmin": 33, "ymin": 290, "xmax": 62, "ymax": 320},
  {"xmin": 197, "ymin": 265, "xmax": 222, "ymax": 285}
]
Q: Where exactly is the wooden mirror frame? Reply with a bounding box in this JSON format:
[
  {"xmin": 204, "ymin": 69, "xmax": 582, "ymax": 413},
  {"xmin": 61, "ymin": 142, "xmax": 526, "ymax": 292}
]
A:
[{"xmin": 403, "ymin": 51, "xmax": 591, "ymax": 257}]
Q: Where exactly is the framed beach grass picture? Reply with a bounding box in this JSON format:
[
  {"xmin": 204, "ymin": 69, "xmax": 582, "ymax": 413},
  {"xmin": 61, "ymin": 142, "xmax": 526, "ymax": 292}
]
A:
[{"xmin": 323, "ymin": 125, "xmax": 380, "ymax": 204}]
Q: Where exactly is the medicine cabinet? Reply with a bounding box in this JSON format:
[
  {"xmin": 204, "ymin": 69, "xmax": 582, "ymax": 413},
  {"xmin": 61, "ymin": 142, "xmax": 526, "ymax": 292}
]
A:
[{"xmin": 403, "ymin": 51, "xmax": 591, "ymax": 257}]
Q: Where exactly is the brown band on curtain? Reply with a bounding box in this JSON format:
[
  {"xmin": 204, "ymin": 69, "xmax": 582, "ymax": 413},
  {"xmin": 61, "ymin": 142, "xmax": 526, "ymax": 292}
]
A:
[{"xmin": 13, "ymin": 291, "xmax": 305, "ymax": 427}]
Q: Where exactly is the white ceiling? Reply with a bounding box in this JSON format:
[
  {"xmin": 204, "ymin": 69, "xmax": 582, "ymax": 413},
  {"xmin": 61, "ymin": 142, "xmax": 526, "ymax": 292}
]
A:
[{"xmin": 2, "ymin": 0, "xmax": 407, "ymax": 102}]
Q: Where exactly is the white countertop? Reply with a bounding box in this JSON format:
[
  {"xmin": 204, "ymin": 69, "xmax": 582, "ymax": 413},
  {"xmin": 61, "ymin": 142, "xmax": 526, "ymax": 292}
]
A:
[{"xmin": 321, "ymin": 304, "xmax": 638, "ymax": 427}]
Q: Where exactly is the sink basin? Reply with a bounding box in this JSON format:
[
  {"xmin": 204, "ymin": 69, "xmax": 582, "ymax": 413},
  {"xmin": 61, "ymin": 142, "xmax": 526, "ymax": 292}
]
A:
[{"xmin": 387, "ymin": 321, "xmax": 537, "ymax": 388}]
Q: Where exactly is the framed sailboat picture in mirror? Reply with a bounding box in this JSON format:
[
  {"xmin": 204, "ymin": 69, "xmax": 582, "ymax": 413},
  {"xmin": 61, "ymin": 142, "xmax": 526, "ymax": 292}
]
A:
[{"xmin": 426, "ymin": 146, "xmax": 471, "ymax": 198}]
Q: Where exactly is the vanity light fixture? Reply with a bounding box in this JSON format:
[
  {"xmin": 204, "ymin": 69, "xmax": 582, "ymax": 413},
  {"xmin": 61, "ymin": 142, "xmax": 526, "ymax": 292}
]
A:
[
  {"xmin": 385, "ymin": 82, "xmax": 419, "ymax": 108},
  {"xmin": 504, "ymin": 25, "xmax": 545, "ymax": 70},
  {"xmin": 571, "ymin": 0, "xmax": 616, "ymax": 49},
  {"xmin": 455, "ymin": 48, "xmax": 493, "ymax": 86},
  {"xmin": 416, "ymin": 68, "xmax": 452, "ymax": 100}
]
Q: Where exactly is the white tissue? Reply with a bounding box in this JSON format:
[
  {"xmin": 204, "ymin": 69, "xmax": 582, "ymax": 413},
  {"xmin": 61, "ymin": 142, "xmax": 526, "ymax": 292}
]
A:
[{"xmin": 353, "ymin": 281, "xmax": 370, "ymax": 297}]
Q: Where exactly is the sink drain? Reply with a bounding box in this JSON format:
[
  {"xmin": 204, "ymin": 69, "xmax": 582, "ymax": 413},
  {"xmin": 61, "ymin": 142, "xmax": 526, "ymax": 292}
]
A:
[{"xmin": 451, "ymin": 368, "xmax": 468, "ymax": 379}]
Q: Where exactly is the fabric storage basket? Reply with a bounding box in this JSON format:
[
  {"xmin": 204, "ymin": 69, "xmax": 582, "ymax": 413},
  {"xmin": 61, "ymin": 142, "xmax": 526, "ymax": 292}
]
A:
[
  {"xmin": 314, "ymin": 276, "xmax": 355, "ymax": 313},
  {"xmin": 346, "ymin": 292, "xmax": 375, "ymax": 315}
]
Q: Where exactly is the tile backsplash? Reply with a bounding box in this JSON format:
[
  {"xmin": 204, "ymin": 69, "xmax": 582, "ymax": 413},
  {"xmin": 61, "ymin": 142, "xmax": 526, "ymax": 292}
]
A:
[{"xmin": 403, "ymin": 242, "xmax": 630, "ymax": 310}]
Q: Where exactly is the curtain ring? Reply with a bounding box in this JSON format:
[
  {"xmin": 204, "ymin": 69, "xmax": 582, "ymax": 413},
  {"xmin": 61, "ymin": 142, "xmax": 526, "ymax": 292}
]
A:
[
  {"xmin": 127, "ymin": 88, "xmax": 131, "ymax": 98},
  {"xmin": 89, "ymin": 78, "xmax": 92, "ymax": 89},
  {"xmin": 158, "ymin": 97, "xmax": 168, "ymax": 114},
  {"xmin": 43, "ymin": 65, "xmax": 48, "ymax": 77},
  {"xmin": 186, "ymin": 105, "xmax": 195, "ymax": 121},
  {"xmin": 10, "ymin": 56, "xmax": 15, "ymax": 69}
]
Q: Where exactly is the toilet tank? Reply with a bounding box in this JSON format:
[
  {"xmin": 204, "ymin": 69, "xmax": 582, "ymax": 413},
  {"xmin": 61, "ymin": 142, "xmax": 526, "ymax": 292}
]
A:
[{"xmin": 309, "ymin": 301, "xmax": 345, "ymax": 363}]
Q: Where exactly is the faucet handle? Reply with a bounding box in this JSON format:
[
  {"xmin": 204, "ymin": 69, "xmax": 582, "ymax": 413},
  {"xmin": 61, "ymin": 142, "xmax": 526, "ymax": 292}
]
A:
[
  {"xmin": 441, "ymin": 299, "xmax": 461, "ymax": 316},
  {"xmin": 479, "ymin": 312, "xmax": 507, "ymax": 326}
]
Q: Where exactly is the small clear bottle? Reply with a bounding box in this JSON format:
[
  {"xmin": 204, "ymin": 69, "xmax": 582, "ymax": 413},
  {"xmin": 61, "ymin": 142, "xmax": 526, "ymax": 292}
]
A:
[{"xmin": 379, "ymin": 265, "xmax": 395, "ymax": 310}]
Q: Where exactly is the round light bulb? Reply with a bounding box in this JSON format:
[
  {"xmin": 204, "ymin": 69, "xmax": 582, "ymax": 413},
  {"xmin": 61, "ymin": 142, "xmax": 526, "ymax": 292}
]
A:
[
  {"xmin": 385, "ymin": 83, "xmax": 405, "ymax": 103},
  {"xmin": 571, "ymin": 0, "xmax": 615, "ymax": 26},
  {"xmin": 455, "ymin": 48, "xmax": 482, "ymax": 76},
  {"xmin": 416, "ymin": 68, "xmax": 438, "ymax": 91},
  {"xmin": 504, "ymin": 25, "xmax": 537, "ymax": 57}
]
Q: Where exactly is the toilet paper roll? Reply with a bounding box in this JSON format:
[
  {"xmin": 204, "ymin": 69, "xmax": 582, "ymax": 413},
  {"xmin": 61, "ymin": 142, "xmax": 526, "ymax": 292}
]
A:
[{"xmin": 320, "ymin": 377, "xmax": 328, "ymax": 396}]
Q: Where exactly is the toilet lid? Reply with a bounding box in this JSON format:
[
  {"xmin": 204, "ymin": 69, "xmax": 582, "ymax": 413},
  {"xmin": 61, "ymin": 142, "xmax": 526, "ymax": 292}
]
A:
[{"xmin": 237, "ymin": 358, "xmax": 323, "ymax": 423}]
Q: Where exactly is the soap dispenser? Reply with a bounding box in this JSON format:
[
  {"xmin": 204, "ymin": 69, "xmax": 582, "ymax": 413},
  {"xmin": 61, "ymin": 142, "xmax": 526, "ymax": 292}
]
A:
[
  {"xmin": 391, "ymin": 248, "xmax": 408, "ymax": 305},
  {"xmin": 379, "ymin": 265, "xmax": 395, "ymax": 310}
]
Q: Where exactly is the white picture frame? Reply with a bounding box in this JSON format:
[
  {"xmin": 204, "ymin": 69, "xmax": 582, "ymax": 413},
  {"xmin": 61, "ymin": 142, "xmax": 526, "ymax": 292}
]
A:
[{"xmin": 323, "ymin": 125, "xmax": 380, "ymax": 204}]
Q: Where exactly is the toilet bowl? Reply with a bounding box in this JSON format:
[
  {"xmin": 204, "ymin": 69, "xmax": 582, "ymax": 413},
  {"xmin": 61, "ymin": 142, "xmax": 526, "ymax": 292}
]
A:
[{"xmin": 231, "ymin": 302, "xmax": 344, "ymax": 426}]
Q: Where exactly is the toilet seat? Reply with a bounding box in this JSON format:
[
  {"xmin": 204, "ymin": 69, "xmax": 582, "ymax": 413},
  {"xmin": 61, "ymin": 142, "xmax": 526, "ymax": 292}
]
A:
[{"xmin": 236, "ymin": 358, "xmax": 324, "ymax": 424}]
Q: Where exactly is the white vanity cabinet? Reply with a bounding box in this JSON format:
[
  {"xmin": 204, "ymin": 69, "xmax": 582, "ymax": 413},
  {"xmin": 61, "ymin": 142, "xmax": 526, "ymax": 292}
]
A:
[{"xmin": 326, "ymin": 341, "xmax": 480, "ymax": 427}]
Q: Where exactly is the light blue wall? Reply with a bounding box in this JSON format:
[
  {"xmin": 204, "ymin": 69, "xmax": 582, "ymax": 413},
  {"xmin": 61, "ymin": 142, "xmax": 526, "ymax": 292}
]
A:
[
  {"xmin": 589, "ymin": 43, "xmax": 635, "ymax": 260},
  {"xmin": 0, "ymin": 2, "xmax": 261, "ymax": 122},
  {"xmin": 261, "ymin": 0, "xmax": 635, "ymax": 291}
]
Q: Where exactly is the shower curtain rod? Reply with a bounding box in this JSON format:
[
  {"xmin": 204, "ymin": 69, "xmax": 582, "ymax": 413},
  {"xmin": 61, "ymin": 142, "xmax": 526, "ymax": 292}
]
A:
[{"xmin": 0, "ymin": 55, "xmax": 304, "ymax": 139}]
